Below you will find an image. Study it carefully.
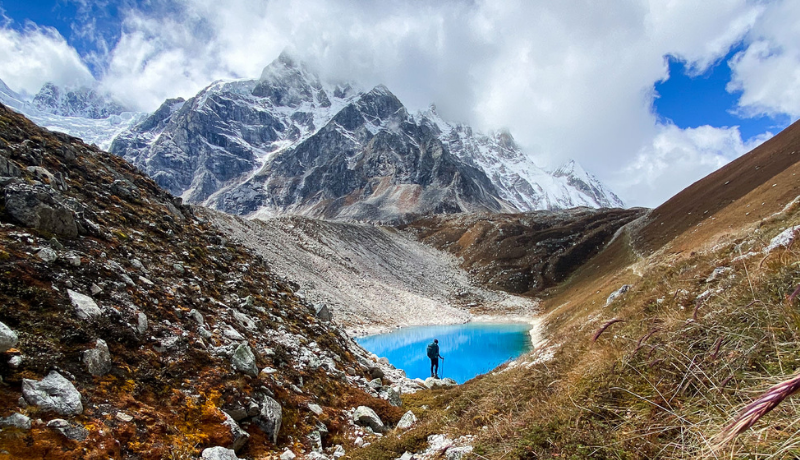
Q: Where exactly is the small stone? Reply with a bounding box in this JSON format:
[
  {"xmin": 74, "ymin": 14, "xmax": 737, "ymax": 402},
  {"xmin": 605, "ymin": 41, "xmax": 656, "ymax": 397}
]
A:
[
  {"xmin": 231, "ymin": 344, "xmax": 258, "ymax": 377},
  {"xmin": 385, "ymin": 387, "xmax": 402, "ymax": 407},
  {"xmin": 37, "ymin": 247, "xmax": 58, "ymax": 263},
  {"xmin": 115, "ymin": 412, "xmax": 134, "ymax": 422},
  {"xmin": 223, "ymin": 325, "xmax": 246, "ymax": 341},
  {"xmin": 188, "ymin": 309, "xmax": 204, "ymax": 325},
  {"xmin": 9, "ymin": 355, "xmax": 22, "ymax": 368},
  {"xmin": 199, "ymin": 327, "xmax": 212, "ymax": 339},
  {"xmin": 47, "ymin": 418, "xmax": 88, "ymax": 441},
  {"xmin": 49, "ymin": 237, "xmax": 64, "ymax": 250},
  {"xmin": 308, "ymin": 430, "xmax": 323, "ymax": 452},
  {"xmin": 260, "ymin": 366, "xmax": 277, "ymax": 375},
  {"xmin": 90, "ymin": 283, "xmax": 102, "ymax": 295},
  {"xmin": 332, "ymin": 445, "xmax": 345, "ymax": 458},
  {"xmin": 0, "ymin": 413, "xmax": 31, "ymax": 430},
  {"xmin": 353, "ymin": 406, "xmax": 385, "ymax": 433},
  {"xmin": 67, "ymin": 289, "xmax": 102, "ymax": 320},
  {"xmin": 136, "ymin": 312, "xmax": 148, "ymax": 334},
  {"xmin": 313, "ymin": 303, "xmax": 333, "ymax": 322},
  {"xmin": 83, "ymin": 338, "xmax": 112, "ymax": 376},
  {"xmin": 0, "ymin": 321, "xmax": 18, "ymax": 353},
  {"xmin": 173, "ymin": 263, "xmax": 185, "ymax": 275},
  {"xmin": 280, "ymin": 449, "xmax": 296, "ymax": 460},
  {"xmin": 446, "ymin": 446, "xmax": 474, "ymax": 460},
  {"xmin": 308, "ymin": 403, "xmax": 323, "ymax": 415},
  {"xmin": 606, "ymin": 284, "xmax": 631, "ymax": 306},
  {"xmin": 397, "ymin": 410, "xmax": 417, "ymax": 430},
  {"xmin": 66, "ymin": 254, "xmax": 81, "ymax": 267},
  {"xmin": 368, "ymin": 378, "xmax": 382, "ymax": 390},
  {"xmin": 22, "ymin": 370, "xmax": 83, "ymax": 415},
  {"xmin": 130, "ymin": 259, "xmax": 145, "ymax": 271},
  {"xmin": 354, "ymin": 437, "xmax": 364, "ymax": 447},
  {"xmin": 121, "ymin": 274, "xmax": 135, "ymax": 286},
  {"xmin": 222, "ymin": 412, "xmax": 250, "ymax": 452},
  {"xmin": 201, "ymin": 446, "xmax": 238, "ymax": 460},
  {"xmin": 138, "ymin": 276, "xmax": 154, "ymax": 286}
]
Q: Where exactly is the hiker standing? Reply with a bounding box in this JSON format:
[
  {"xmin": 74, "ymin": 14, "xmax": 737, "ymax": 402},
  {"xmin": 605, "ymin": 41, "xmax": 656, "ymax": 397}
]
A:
[{"xmin": 426, "ymin": 339, "xmax": 444, "ymax": 378}]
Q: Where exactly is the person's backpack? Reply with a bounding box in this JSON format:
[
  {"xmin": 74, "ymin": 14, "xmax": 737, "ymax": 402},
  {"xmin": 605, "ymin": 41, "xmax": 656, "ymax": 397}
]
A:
[{"xmin": 426, "ymin": 342, "xmax": 438, "ymax": 359}]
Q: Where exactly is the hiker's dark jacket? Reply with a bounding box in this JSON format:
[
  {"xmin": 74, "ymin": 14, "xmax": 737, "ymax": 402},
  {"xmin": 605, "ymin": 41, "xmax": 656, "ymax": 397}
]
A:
[{"xmin": 426, "ymin": 342, "xmax": 440, "ymax": 360}]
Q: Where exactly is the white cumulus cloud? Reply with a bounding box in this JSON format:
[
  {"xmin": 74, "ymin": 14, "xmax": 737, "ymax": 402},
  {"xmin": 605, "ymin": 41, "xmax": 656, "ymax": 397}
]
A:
[{"xmin": 0, "ymin": 22, "xmax": 94, "ymax": 95}]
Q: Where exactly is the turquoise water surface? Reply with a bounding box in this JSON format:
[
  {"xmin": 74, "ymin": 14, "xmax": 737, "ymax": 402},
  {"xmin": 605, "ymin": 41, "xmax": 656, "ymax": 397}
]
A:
[{"xmin": 355, "ymin": 323, "xmax": 533, "ymax": 384}]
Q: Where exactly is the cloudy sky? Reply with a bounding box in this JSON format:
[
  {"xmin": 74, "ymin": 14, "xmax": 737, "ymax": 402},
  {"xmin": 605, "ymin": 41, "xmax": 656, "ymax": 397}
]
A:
[{"xmin": 0, "ymin": 0, "xmax": 798, "ymax": 208}]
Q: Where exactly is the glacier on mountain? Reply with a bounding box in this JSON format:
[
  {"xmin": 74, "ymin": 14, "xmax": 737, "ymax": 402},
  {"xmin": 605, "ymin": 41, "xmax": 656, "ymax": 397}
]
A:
[{"xmin": 0, "ymin": 79, "xmax": 145, "ymax": 150}]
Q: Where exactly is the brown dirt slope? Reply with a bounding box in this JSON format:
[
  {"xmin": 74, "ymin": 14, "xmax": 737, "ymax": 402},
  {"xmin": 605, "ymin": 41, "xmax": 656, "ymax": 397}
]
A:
[
  {"xmin": 400, "ymin": 207, "xmax": 645, "ymax": 296},
  {"xmin": 0, "ymin": 103, "xmax": 396, "ymax": 459},
  {"xmin": 634, "ymin": 118, "xmax": 800, "ymax": 254}
]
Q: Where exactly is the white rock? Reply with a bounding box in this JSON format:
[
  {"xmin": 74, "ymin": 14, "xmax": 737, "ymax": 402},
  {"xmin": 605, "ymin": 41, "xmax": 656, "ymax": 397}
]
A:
[
  {"xmin": 306, "ymin": 452, "xmax": 330, "ymax": 460},
  {"xmin": 136, "ymin": 312, "xmax": 148, "ymax": 334},
  {"xmin": 188, "ymin": 309, "xmax": 204, "ymax": 325},
  {"xmin": 232, "ymin": 343, "xmax": 258, "ymax": 377},
  {"xmin": 116, "ymin": 412, "xmax": 134, "ymax": 422},
  {"xmin": 9, "ymin": 355, "xmax": 22, "ymax": 368},
  {"xmin": 354, "ymin": 436, "xmax": 364, "ymax": 447},
  {"xmin": 446, "ymin": 446, "xmax": 474, "ymax": 460},
  {"xmin": 0, "ymin": 413, "xmax": 31, "ymax": 429},
  {"xmin": 280, "ymin": 449, "xmax": 296, "ymax": 460},
  {"xmin": 22, "ymin": 371, "xmax": 83, "ymax": 415},
  {"xmin": 223, "ymin": 325, "xmax": 246, "ymax": 341},
  {"xmin": 397, "ymin": 410, "xmax": 417, "ymax": 430},
  {"xmin": 90, "ymin": 283, "xmax": 102, "ymax": 295},
  {"xmin": 83, "ymin": 338, "xmax": 112, "ymax": 376},
  {"xmin": 765, "ymin": 226, "xmax": 800, "ymax": 253},
  {"xmin": 332, "ymin": 445, "xmax": 345, "ymax": 458},
  {"xmin": 37, "ymin": 247, "xmax": 58, "ymax": 263},
  {"xmin": 353, "ymin": 406, "xmax": 385, "ymax": 433},
  {"xmin": 605, "ymin": 284, "xmax": 630, "ymax": 306},
  {"xmin": 138, "ymin": 276, "xmax": 154, "ymax": 286},
  {"xmin": 0, "ymin": 320, "xmax": 18, "ymax": 353},
  {"xmin": 308, "ymin": 403, "xmax": 323, "ymax": 415},
  {"xmin": 254, "ymin": 395, "xmax": 282, "ymax": 444},
  {"xmin": 67, "ymin": 289, "xmax": 101, "ymax": 320},
  {"xmin": 201, "ymin": 446, "xmax": 238, "ymax": 460},
  {"xmin": 66, "ymin": 254, "xmax": 81, "ymax": 267}
]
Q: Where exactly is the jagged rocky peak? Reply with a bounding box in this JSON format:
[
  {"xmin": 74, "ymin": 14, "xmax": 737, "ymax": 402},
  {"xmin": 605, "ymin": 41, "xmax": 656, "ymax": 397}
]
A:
[
  {"xmin": 252, "ymin": 51, "xmax": 356, "ymax": 107},
  {"xmin": 32, "ymin": 82, "xmax": 128, "ymax": 119},
  {"xmin": 553, "ymin": 159, "xmax": 624, "ymax": 208}
]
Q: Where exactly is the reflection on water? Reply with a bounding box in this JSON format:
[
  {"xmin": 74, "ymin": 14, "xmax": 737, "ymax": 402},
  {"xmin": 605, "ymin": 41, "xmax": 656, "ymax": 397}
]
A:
[{"xmin": 355, "ymin": 323, "xmax": 533, "ymax": 384}]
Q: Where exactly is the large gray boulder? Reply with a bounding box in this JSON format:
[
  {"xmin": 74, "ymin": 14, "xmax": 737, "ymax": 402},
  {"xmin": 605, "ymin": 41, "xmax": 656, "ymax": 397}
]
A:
[
  {"xmin": 201, "ymin": 446, "xmax": 238, "ymax": 460},
  {"xmin": 424, "ymin": 377, "xmax": 457, "ymax": 389},
  {"xmin": 67, "ymin": 290, "xmax": 102, "ymax": 320},
  {"xmin": 231, "ymin": 343, "xmax": 258, "ymax": 377},
  {"xmin": 83, "ymin": 339, "xmax": 112, "ymax": 376},
  {"xmin": 4, "ymin": 184, "xmax": 78, "ymax": 238},
  {"xmin": 353, "ymin": 406, "xmax": 385, "ymax": 433},
  {"xmin": 22, "ymin": 371, "xmax": 83, "ymax": 415},
  {"xmin": 254, "ymin": 395, "xmax": 282, "ymax": 444},
  {"xmin": 313, "ymin": 304, "xmax": 333, "ymax": 322},
  {"xmin": 0, "ymin": 320, "xmax": 18, "ymax": 352}
]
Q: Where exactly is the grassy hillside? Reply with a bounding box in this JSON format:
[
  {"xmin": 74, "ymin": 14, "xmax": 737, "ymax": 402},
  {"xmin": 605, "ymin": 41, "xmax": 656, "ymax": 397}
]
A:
[{"xmin": 359, "ymin": 121, "xmax": 800, "ymax": 459}]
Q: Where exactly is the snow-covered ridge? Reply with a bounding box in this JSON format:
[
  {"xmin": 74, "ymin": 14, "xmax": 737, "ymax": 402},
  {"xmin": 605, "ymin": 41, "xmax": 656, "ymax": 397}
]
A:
[{"xmin": 0, "ymin": 79, "xmax": 146, "ymax": 150}]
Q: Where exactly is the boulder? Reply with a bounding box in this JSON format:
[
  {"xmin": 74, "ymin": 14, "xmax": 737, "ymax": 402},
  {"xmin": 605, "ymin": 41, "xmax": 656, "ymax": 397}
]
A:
[
  {"xmin": 67, "ymin": 289, "xmax": 102, "ymax": 320},
  {"xmin": 313, "ymin": 303, "xmax": 333, "ymax": 322},
  {"xmin": 367, "ymin": 378, "xmax": 383, "ymax": 390},
  {"xmin": 254, "ymin": 395, "xmax": 282, "ymax": 444},
  {"xmin": 22, "ymin": 371, "xmax": 83, "ymax": 415},
  {"xmin": 136, "ymin": 312, "xmax": 148, "ymax": 334},
  {"xmin": 4, "ymin": 184, "xmax": 78, "ymax": 237},
  {"xmin": 231, "ymin": 343, "xmax": 258, "ymax": 377},
  {"xmin": 83, "ymin": 338, "xmax": 112, "ymax": 376},
  {"xmin": 397, "ymin": 410, "xmax": 417, "ymax": 430},
  {"xmin": 368, "ymin": 366, "xmax": 384, "ymax": 379},
  {"xmin": 332, "ymin": 445, "xmax": 345, "ymax": 458},
  {"xmin": 222, "ymin": 412, "xmax": 250, "ymax": 452},
  {"xmin": 308, "ymin": 403, "xmax": 323, "ymax": 415},
  {"xmin": 47, "ymin": 418, "xmax": 89, "ymax": 441},
  {"xmin": 306, "ymin": 453, "xmax": 330, "ymax": 460},
  {"xmin": 605, "ymin": 284, "xmax": 631, "ymax": 306},
  {"xmin": 384, "ymin": 387, "xmax": 402, "ymax": 406},
  {"xmin": 446, "ymin": 446, "xmax": 474, "ymax": 460},
  {"xmin": 37, "ymin": 247, "xmax": 58, "ymax": 263},
  {"xmin": 353, "ymin": 406, "xmax": 385, "ymax": 433},
  {"xmin": 280, "ymin": 450, "xmax": 296, "ymax": 460},
  {"xmin": 0, "ymin": 413, "xmax": 31, "ymax": 430},
  {"xmin": 424, "ymin": 377, "xmax": 457, "ymax": 389},
  {"xmin": 0, "ymin": 320, "xmax": 18, "ymax": 353},
  {"xmin": 188, "ymin": 308, "xmax": 204, "ymax": 325},
  {"xmin": 201, "ymin": 446, "xmax": 238, "ymax": 460}
]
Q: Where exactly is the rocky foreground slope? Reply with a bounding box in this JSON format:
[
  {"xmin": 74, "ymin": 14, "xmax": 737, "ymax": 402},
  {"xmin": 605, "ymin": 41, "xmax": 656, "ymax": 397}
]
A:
[{"xmin": 0, "ymin": 103, "xmax": 427, "ymax": 459}]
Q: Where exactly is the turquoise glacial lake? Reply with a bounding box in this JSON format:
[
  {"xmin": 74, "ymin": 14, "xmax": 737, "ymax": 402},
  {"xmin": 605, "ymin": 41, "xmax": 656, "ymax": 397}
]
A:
[{"xmin": 355, "ymin": 323, "xmax": 533, "ymax": 384}]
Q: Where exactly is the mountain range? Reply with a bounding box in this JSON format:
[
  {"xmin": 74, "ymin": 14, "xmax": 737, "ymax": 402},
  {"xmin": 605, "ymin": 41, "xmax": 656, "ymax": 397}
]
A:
[{"xmin": 1, "ymin": 53, "xmax": 623, "ymax": 223}]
